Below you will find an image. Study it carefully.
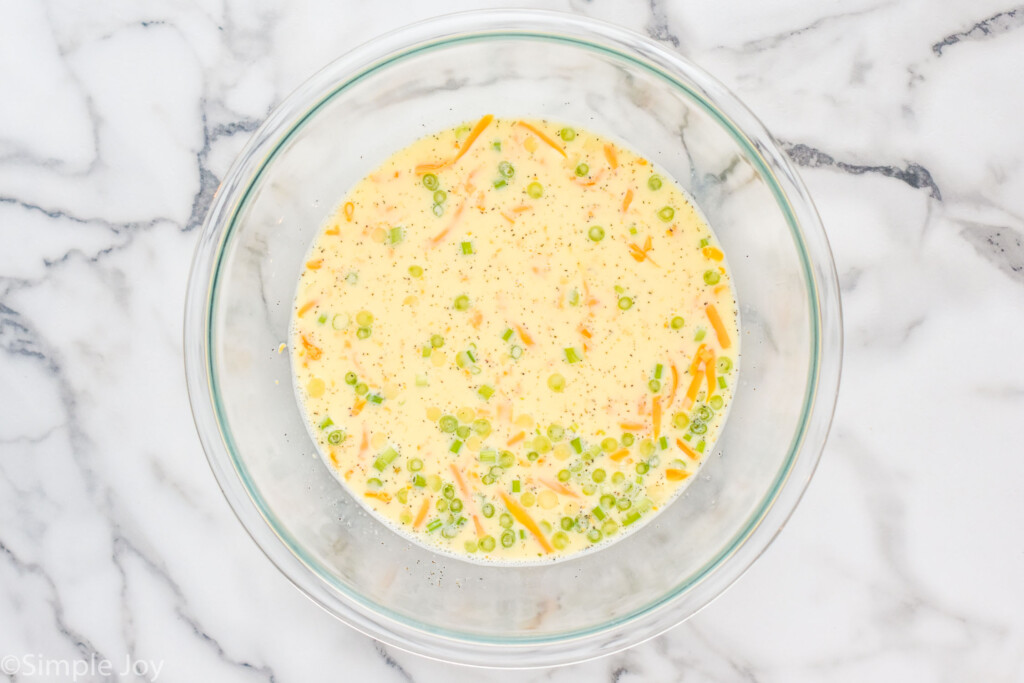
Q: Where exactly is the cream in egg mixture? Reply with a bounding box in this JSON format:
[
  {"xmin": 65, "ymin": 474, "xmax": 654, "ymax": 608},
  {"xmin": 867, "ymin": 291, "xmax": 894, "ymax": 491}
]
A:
[{"xmin": 291, "ymin": 116, "xmax": 739, "ymax": 561}]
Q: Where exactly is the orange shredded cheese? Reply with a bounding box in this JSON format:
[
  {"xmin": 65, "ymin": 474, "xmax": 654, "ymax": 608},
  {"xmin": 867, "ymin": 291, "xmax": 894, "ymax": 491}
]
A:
[
  {"xmin": 500, "ymin": 492, "xmax": 553, "ymax": 553},
  {"xmin": 516, "ymin": 121, "xmax": 567, "ymax": 158},
  {"xmin": 706, "ymin": 304, "xmax": 732, "ymax": 349}
]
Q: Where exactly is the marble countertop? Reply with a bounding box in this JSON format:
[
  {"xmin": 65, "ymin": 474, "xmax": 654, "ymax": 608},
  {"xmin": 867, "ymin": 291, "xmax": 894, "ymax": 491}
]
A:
[{"xmin": 2, "ymin": 0, "xmax": 1022, "ymax": 680}]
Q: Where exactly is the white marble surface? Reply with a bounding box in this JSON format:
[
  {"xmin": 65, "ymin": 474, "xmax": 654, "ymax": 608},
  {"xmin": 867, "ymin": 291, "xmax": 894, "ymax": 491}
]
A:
[{"xmin": 2, "ymin": 0, "xmax": 1023, "ymax": 680}]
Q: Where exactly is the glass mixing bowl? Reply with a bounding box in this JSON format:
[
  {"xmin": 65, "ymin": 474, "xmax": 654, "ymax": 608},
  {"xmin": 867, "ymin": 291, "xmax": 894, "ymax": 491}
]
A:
[{"xmin": 184, "ymin": 10, "xmax": 842, "ymax": 668}]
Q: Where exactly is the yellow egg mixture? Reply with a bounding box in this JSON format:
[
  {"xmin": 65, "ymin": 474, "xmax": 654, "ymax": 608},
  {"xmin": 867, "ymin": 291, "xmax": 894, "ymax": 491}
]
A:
[{"xmin": 291, "ymin": 116, "xmax": 739, "ymax": 562}]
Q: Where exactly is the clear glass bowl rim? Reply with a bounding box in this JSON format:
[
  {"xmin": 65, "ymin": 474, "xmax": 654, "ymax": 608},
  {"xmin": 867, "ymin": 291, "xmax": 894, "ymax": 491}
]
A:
[{"xmin": 183, "ymin": 8, "xmax": 843, "ymax": 668}]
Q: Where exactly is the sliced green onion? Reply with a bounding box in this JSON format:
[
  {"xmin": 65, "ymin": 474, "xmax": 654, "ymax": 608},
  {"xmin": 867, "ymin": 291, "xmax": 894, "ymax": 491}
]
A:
[
  {"xmin": 464, "ymin": 540, "xmax": 478, "ymax": 553},
  {"xmin": 592, "ymin": 506, "xmax": 607, "ymax": 521},
  {"xmin": 696, "ymin": 405, "xmax": 714, "ymax": 422},
  {"xmin": 422, "ymin": 173, "xmax": 439, "ymax": 190},
  {"xmin": 388, "ymin": 227, "xmax": 404, "ymax": 244},
  {"xmin": 547, "ymin": 424, "xmax": 565, "ymax": 441},
  {"xmin": 527, "ymin": 182, "xmax": 543, "ymax": 198},
  {"xmin": 560, "ymin": 127, "xmax": 576, "ymax": 141},
  {"xmin": 442, "ymin": 484, "xmax": 455, "ymax": 500},
  {"xmin": 704, "ymin": 270, "xmax": 721, "ymax": 285},
  {"xmin": 373, "ymin": 447, "xmax": 398, "ymax": 471},
  {"xmin": 601, "ymin": 437, "xmax": 618, "ymax": 453},
  {"xmin": 426, "ymin": 519, "xmax": 442, "ymax": 532},
  {"xmin": 568, "ymin": 289, "xmax": 580, "ymax": 306},
  {"xmin": 479, "ymin": 449, "xmax": 496, "ymax": 464},
  {"xmin": 498, "ymin": 451, "xmax": 515, "ymax": 468},
  {"xmin": 479, "ymin": 535, "xmax": 496, "ymax": 552},
  {"xmin": 600, "ymin": 494, "xmax": 615, "ymax": 509},
  {"xmin": 588, "ymin": 225, "xmax": 605, "ymax": 242},
  {"xmin": 592, "ymin": 468, "xmax": 606, "ymax": 483},
  {"xmin": 317, "ymin": 314, "xmax": 327, "ymax": 324},
  {"xmin": 460, "ymin": 241, "xmax": 474, "ymax": 255},
  {"xmin": 344, "ymin": 372, "xmax": 357, "ymax": 385},
  {"xmin": 552, "ymin": 531, "xmax": 569, "ymax": 550},
  {"xmin": 319, "ymin": 416, "xmax": 334, "ymax": 430},
  {"xmin": 367, "ymin": 393, "xmax": 383, "ymax": 404},
  {"xmin": 499, "ymin": 513, "xmax": 513, "ymax": 529},
  {"xmin": 408, "ymin": 265, "xmax": 423, "ymax": 278},
  {"xmin": 428, "ymin": 334, "xmax": 444, "ymax": 349},
  {"xmin": 432, "ymin": 203, "xmax": 444, "ymax": 217},
  {"xmin": 649, "ymin": 379, "xmax": 661, "ymax": 393},
  {"xmin": 648, "ymin": 175, "xmax": 663, "ymax": 191},
  {"xmin": 717, "ymin": 357, "xmax": 733, "ymax": 373},
  {"xmin": 355, "ymin": 382, "xmax": 368, "ymax": 396},
  {"xmin": 557, "ymin": 469, "xmax": 571, "ymax": 482},
  {"xmin": 450, "ymin": 499, "xmax": 463, "ymax": 513},
  {"xmin": 456, "ymin": 425, "xmax": 471, "ymax": 439},
  {"xmin": 492, "ymin": 140, "xmax": 501, "ymax": 151},
  {"xmin": 331, "ymin": 313, "xmax": 347, "ymax": 330},
  {"xmin": 696, "ymin": 439, "xmax": 706, "ymax": 453},
  {"xmin": 433, "ymin": 189, "xmax": 447, "ymax": 204},
  {"xmin": 413, "ymin": 474, "xmax": 426, "ymax": 487},
  {"xmin": 694, "ymin": 328, "xmax": 707, "ymax": 341},
  {"xmin": 570, "ymin": 437, "xmax": 583, "ymax": 454},
  {"xmin": 618, "ymin": 297, "xmax": 633, "ymax": 310},
  {"xmin": 560, "ymin": 517, "xmax": 575, "ymax": 531},
  {"xmin": 512, "ymin": 480, "xmax": 521, "ymax": 493},
  {"xmin": 481, "ymin": 474, "xmax": 495, "ymax": 485},
  {"xmin": 510, "ymin": 345, "xmax": 523, "ymax": 359},
  {"xmin": 454, "ymin": 294, "xmax": 470, "ymax": 311},
  {"xmin": 672, "ymin": 412, "xmax": 690, "ymax": 430},
  {"xmin": 623, "ymin": 511, "xmax": 642, "ymax": 526},
  {"xmin": 575, "ymin": 162, "xmax": 589, "ymax": 177},
  {"xmin": 700, "ymin": 238, "xmax": 709, "ymax": 248},
  {"xmin": 501, "ymin": 327, "xmax": 514, "ymax": 341},
  {"xmin": 501, "ymin": 530, "xmax": 515, "ymax": 547},
  {"xmin": 498, "ymin": 161, "xmax": 514, "ymax": 178},
  {"xmin": 439, "ymin": 415, "xmax": 457, "ymax": 433},
  {"xmin": 472, "ymin": 418, "xmax": 492, "ymax": 437},
  {"xmin": 356, "ymin": 310, "xmax": 374, "ymax": 327},
  {"xmin": 408, "ymin": 458, "xmax": 423, "ymax": 472},
  {"xmin": 564, "ymin": 347, "xmax": 582, "ymax": 364},
  {"xmin": 621, "ymin": 433, "xmax": 635, "ymax": 447},
  {"xmin": 658, "ymin": 206, "xmax": 675, "ymax": 222},
  {"xmin": 547, "ymin": 373, "xmax": 566, "ymax": 392},
  {"xmin": 345, "ymin": 272, "xmax": 358, "ymax": 285},
  {"xmin": 617, "ymin": 497, "xmax": 632, "ymax": 510},
  {"xmin": 587, "ymin": 528, "xmax": 602, "ymax": 542},
  {"xmin": 482, "ymin": 503, "xmax": 495, "ymax": 518},
  {"xmin": 356, "ymin": 327, "xmax": 371, "ymax": 340},
  {"xmin": 719, "ymin": 376, "xmax": 728, "ymax": 389},
  {"xmin": 367, "ymin": 477, "xmax": 382, "ymax": 490},
  {"xmin": 477, "ymin": 385, "xmax": 495, "ymax": 400},
  {"xmin": 709, "ymin": 395, "xmax": 724, "ymax": 410},
  {"xmin": 654, "ymin": 363, "xmax": 664, "ymax": 379},
  {"xmin": 670, "ymin": 316, "xmax": 685, "ymax": 330},
  {"xmin": 527, "ymin": 451, "xmax": 539, "ymax": 461},
  {"xmin": 493, "ymin": 178, "xmax": 507, "ymax": 189},
  {"xmin": 415, "ymin": 374, "xmax": 428, "ymax": 387},
  {"xmin": 636, "ymin": 462, "xmax": 649, "ymax": 475},
  {"xmin": 659, "ymin": 436, "xmax": 669, "ymax": 450},
  {"xmin": 327, "ymin": 430, "xmax": 345, "ymax": 445},
  {"xmin": 690, "ymin": 420, "xmax": 707, "ymax": 435}
]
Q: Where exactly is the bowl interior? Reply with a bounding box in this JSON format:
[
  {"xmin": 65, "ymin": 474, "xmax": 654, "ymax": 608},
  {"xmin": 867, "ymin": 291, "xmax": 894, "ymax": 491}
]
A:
[{"xmin": 200, "ymin": 21, "xmax": 828, "ymax": 663}]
